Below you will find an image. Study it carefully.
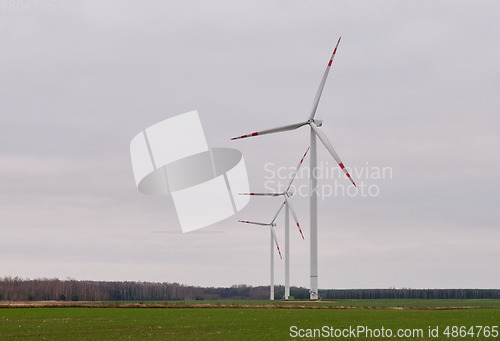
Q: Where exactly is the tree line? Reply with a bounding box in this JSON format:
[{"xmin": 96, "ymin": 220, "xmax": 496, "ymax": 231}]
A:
[
  {"xmin": 319, "ymin": 288, "xmax": 500, "ymax": 300},
  {"xmin": 0, "ymin": 277, "xmax": 300, "ymax": 301},
  {"xmin": 0, "ymin": 277, "xmax": 498, "ymax": 301}
]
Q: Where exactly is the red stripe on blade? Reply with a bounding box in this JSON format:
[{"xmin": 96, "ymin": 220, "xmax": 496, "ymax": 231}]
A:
[
  {"xmin": 345, "ymin": 173, "xmax": 356, "ymax": 187},
  {"xmin": 300, "ymin": 148, "xmax": 309, "ymax": 162},
  {"xmin": 339, "ymin": 163, "xmax": 345, "ymax": 169}
]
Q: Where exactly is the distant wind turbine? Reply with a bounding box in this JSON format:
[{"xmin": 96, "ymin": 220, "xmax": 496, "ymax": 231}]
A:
[
  {"xmin": 240, "ymin": 147, "xmax": 309, "ymax": 299},
  {"xmin": 238, "ymin": 201, "xmax": 286, "ymax": 300},
  {"xmin": 232, "ymin": 37, "xmax": 356, "ymax": 299}
]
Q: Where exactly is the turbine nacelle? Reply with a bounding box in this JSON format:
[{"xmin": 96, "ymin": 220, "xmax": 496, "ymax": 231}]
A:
[{"xmin": 308, "ymin": 119, "xmax": 323, "ymax": 127}]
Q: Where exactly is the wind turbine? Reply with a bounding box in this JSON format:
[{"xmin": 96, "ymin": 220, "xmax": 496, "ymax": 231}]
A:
[
  {"xmin": 238, "ymin": 201, "xmax": 285, "ymax": 300},
  {"xmin": 240, "ymin": 147, "xmax": 309, "ymax": 299},
  {"xmin": 232, "ymin": 37, "xmax": 356, "ymax": 299}
]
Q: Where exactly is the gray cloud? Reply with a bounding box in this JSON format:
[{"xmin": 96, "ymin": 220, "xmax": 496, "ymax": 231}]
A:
[{"xmin": 1, "ymin": 0, "xmax": 498, "ymax": 289}]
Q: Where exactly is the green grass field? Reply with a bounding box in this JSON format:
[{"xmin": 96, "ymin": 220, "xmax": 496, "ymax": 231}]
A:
[
  {"xmin": 147, "ymin": 298, "xmax": 500, "ymax": 308},
  {"xmin": 0, "ymin": 300, "xmax": 498, "ymax": 340}
]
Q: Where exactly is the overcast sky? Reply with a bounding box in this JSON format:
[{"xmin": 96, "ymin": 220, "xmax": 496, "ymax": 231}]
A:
[{"xmin": 1, "ymin": 0, "xmax": 499, "ymax": 290}]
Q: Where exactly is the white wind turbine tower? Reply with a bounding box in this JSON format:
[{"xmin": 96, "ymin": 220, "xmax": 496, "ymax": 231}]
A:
[
  {"xmin": 240, "ymin": 147, "xmax": 309, "ymax": 299},
  {"xmin": 232, "ymin": 37, "xmax": 356, "ymax": 299}
]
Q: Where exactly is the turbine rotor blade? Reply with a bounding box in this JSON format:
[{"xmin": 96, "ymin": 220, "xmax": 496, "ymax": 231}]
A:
[
  {"xmin": 285, "ymin": 197, "xmax": 304, "ymax": 239},
  {"xmin": 270, "ymin": 200, "xmax": 287, "ymax": 225},
  {"xmin": 309, "ymin": 37, "xmax": 341, "ymax": 120},
  {"xmin": 270, "ymin": 226, "xmax": 282, "ymax": 259},
  {"xmin": 285, "ymin": 146, "xmax": 310, "ymax": 193},
  {"xmin": 238, "ymin": 220, "xmax": 270, "ymax": 227},
  {"xmin": 231, "ymin": 121, "xmax": 307, "ymax": 140},
  {"xmin": 310, "ymin": 122, "xmax": 356, "ymax": 187}
]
